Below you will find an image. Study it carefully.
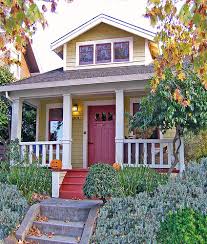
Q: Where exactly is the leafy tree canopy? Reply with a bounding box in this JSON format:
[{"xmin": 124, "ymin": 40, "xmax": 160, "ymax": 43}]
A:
[
  {"xmin": 130, "ymin": 68, "xmax": 207, "ymax": 172},
  {"xmin": 0, "ymin": 0, "xmax": 59, "ymax": 63},
  {"xmin": 146, "ymin": 0, "xmax": 207, "ymax": 90}
]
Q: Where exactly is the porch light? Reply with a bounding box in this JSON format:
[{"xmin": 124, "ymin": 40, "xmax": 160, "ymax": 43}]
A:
[{"xmin": 72, "ymin": 104, "xmax": 78, "ymax": 112}]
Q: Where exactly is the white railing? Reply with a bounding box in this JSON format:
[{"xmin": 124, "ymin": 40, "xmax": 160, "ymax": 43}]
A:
[
  {"xmin": 19, "ymin": 141, "xmax": 63, "ymax": 167},
  {"xmin": 123, "ymin": 139, "xmax": 185, "ymax": 171}
]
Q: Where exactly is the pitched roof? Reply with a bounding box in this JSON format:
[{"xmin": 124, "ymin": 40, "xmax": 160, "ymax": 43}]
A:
[
  {"xmin": 0, "ymin": 65, "xmax": 154, "ymax": 92},
  {"xmin": 51, "ymin": 14, "xmax": 156, "ymax": 51}
]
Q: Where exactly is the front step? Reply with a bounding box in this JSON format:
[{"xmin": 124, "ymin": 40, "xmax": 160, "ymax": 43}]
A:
[
  {"xmin": 17, "ymin": 199, "xmax": 101, "ymax": 244},
  {"xmin": 33, "ymin": 219, "xmax": 84, "ymax": 237},
  {"xmin": 59, "ymin": 169, "xmax": 89, "ymax": 200},
  {"xmin": 27, "ymin": 234, "xmax": 79, "ymax": 244}
]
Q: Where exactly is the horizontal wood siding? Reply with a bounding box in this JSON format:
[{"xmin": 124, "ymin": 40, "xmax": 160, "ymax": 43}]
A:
[
  {"xmin": 20, "ymin": 54, "xmax": 31, "ymax": 79},
  {"xmin": 66, "ymin": 23, "xmax": 145, "ymax": 70}
]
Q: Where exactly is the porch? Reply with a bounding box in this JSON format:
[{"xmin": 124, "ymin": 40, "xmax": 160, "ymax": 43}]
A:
[{"xmin": 10, "ymin": 89, "xmax": 184, "ymax": 198}]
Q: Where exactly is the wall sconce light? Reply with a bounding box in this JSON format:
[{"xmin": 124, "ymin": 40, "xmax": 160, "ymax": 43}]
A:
[{"xmin": 72, "ymin": 104, "xmax": 78, "ymax": 112}]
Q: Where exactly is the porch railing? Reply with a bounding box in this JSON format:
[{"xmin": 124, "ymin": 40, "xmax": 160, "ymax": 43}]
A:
[
  {"xmin": 19, "ymin": 141, "xmax": 62, "ymax": 167},
  {"xmin": 123, "ymin": 139, "xmax": 184, "ymax": 171}
]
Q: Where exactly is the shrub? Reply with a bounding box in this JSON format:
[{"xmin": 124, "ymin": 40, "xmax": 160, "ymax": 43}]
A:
[
  {"xmin": 83, "ymin": 164, "xmax": 120, "ymax": 203},
  {"xmin": 184, "ymin": 130, "xmax": 207, "ymax": 162},
  {"xmin": 0, "ymin": 183, "xmax": 28, "ymax": 240},
  {"xmin": 157, "ymin": 208, "xmax": 207, "ymax": 243},
  {"xmin": 118, "ymin": 166, "xmax": 168, "ymax": 196},
  {"xmin": 93, "ymin": 159, "xmax": 207, "ymax": 243},
  {"xmin": 0, "ymin": 161, "xmax": 10, "ymax": 183},
  {"xmin": 7, "ymin": 164, "xmax": 52, "ymax": 203}
]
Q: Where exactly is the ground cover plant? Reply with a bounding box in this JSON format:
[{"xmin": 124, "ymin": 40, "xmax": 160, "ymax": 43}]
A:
[
  {"xmin": 0, "ymin": 183, "xmax": 28, "ymax": 240},
  {"xmin": 93, "ymin": 158, "xmax": 207, "ymax": 243}
]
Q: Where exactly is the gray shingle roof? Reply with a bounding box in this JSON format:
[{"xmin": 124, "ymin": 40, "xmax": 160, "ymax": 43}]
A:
[{"xmin": 7, "ymin": 65, "xmax": 154, "ymax": 86}]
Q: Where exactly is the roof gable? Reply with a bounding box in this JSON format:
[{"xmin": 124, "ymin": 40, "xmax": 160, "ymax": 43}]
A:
[{"xmin": 51, "ymin": 14, "xmax": 155, "ymax": 51}]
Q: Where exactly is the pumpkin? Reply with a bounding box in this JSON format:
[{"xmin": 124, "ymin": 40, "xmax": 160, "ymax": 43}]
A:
[
  {"xmin": 113, "ymin": 162, "xmax": 121, "ymax": 171},
  {"xmin": 50, "ymin": 159, "xmax": 62, "ymax": 170}
]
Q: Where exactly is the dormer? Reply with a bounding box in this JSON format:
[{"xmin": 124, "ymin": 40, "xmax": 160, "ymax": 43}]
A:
[{"xmin": 51, "ymin": 14, "xmax": 158, "ymax": 71}]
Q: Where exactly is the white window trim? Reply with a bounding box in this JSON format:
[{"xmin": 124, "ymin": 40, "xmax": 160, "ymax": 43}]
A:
[
  {"xmin": 45, "ymin": 103, "xmax": 63, "ymax": 141},
  {"xmin": 76, "ymin": 37, "xmax": 133, "ymax": 67},
  {"xmin": 130, "ymin": 97, "xmax": 163, "ymax": 139},
  {"xmin": 82, "ymin": 99, "xmax": 115, "ymax": 168}
]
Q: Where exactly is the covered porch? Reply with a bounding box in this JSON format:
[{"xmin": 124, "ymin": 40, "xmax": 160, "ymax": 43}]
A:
[
  {"xmin": 11, "ymin": 90, "xmax": 184, "ymax": 171},
  {"xmin": 9, "ymin": 81, "xmax": 184, "ymax": 198}
]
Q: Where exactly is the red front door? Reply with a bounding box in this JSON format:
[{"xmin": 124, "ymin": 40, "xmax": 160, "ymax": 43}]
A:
[{"xmin": 88, "ymin": 105, "xmax": 115, "ymax": 166}]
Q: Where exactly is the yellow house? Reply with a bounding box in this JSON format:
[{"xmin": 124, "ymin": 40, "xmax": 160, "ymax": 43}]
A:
[{"xmin": 0, "ymin": 14, "xmax": 184, "ymax": 199}]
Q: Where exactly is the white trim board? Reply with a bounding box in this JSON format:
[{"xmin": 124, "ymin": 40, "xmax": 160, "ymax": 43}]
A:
[
  {"xmin": 51, "ymin": 14, "xmax": 155, "ymax": 51},
  {"xmin": 82, "ymin": 99, "xmax": 115, "ymax": 168},
  {"xmin": 45, "ymin": 103, "xmax": 63, "ymax": 141}
]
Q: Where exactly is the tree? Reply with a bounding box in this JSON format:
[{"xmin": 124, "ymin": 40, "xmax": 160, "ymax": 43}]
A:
[
  {"xmin": 129, "ymin": 68, "xmax": 207, "ymax": 173},
  {"xmin": 146, "ymin": 0, "xmax": 207, "ymax": 91},
  {"xmin": 0, "ymin": 0, "xmax": 59, "ymax": 62},
  {"xmin": 0, "ymin": 66, "xmax": 14, "ymax": 142}
]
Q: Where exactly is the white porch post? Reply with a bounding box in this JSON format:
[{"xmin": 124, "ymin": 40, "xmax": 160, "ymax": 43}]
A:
[
  {"xmin": 115, "ymin": 89, "xmax": 124, "ymax": 164},
  {"xmin": 11, "ymin": 98, "xmax": 23, "ymax": 141},
  {"xmin": 62, "ymin": 94, "xmax": 72, "ymax": 169},
  {"xmin": 179, "ymin": 137, "xmax": 185, "ymax": 175}
]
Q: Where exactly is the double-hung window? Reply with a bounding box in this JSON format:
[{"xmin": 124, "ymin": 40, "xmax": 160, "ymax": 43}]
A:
[{"xmin": 77, "ymin": 37, "xmax": 132, "ymax": 66}]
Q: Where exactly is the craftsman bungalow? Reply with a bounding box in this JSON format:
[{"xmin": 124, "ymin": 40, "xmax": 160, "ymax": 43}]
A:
[{"xmin": 0, "ymin": 14, "xmax": 184, "ymax": 199}]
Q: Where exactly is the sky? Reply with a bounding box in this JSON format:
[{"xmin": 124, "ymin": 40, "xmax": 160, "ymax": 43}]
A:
[{"xmin": 32, "ymin": 0, "xmax": 152, "ymax": 73}]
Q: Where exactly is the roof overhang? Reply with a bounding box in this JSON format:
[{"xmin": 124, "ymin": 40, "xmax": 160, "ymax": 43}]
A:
[
  {"xmin": 51, "ymin": 14, "xmax": 156, "ymax": 52},
  {"xmin": 0, "ymin": 73, "xmax": 153, "ymax": 93}
]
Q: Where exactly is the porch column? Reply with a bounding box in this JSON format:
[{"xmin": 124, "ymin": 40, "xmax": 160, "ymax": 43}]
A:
[
  {"xmin": 115, "ymin": 89, "xmax": 124, "ymax": 164},
  {"xmin": 62, "ymin": 94, "xmax": 72, "ymax": 169},
  {"xmin": 11, "ymin": 98, "xmax": 23, "ymax": 141}
]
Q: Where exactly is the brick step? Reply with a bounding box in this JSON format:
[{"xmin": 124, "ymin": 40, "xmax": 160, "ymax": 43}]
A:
[
  {"xmin": 63, "ymin": 176, "xmax": 86, "ymax": 184},
  {"xmin": 59, "ymin": 190, "xmax": 86, "ymax": 200},
  {"xmin": 33, "ymin": 219, "xmax": 84, "ymax": 237},
  {"xmin": 26, "ymin": 234, "xmax": 78, "ymax": 244},
  {"xmin": 61, "ymin": 183, "xmax": 84, "ymax": 192}
]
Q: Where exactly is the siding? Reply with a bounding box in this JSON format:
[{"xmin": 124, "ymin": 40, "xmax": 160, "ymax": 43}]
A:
[
  {"xmin": 38, "ymin": 94, "xmax": 175, "ymax": 168},
  {"xmin": 20, "ymin": 54, "xmax": 31, "ymax": 79},
  {"xmin": 66, "ymin": 23, "xmax": 145, "ymax": 70}
]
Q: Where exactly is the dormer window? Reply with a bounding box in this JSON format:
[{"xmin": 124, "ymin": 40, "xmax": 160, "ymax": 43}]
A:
[
  {"xmin": 96, "ymin": 43, "xmax": 111, "ymax": 63},
  {"xmin": 79, "ymin": 45, "xmax": 94, "ymax": 65},
  {"xmin": 114, "ymin": 41, "xmax": 129, "ymax": 62},
  {"xmin": 76, "ymin": 37, "xmax": 133, "ymax": 66}
]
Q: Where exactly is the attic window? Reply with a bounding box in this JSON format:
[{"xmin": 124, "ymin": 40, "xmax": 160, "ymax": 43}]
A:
[
  {"xmin": 79, "ymin": 45, "xmax": 94, "ymax": 65},
  {"xmin": 77, "ymin": 37, "xmax": 133, "ymax": 66},
  {"xmin": 96, "ymin": 43, "xmax": 111, "ymax": 63},
  {"xmin": 114, "ymin": 41, "xmax": 129, "ymax": 62}
]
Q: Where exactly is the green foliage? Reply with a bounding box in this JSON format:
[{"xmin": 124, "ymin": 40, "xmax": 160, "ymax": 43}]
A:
[
  {"xmin": 6, "ymin": 139, "xmax": 22, "ymax": 164},
  {"xmin": 0, "ymin": 66, "xmax": 14, "ymax": 137},
  {"xmin": 83, "ymin": 164, "xmax": 120, "ymax": 203},
  {"xmin": 22, "ymin": 103, "xmax": 37, "ymax": 142},
  {"xmin": 130, "ymin": 69, "xmax": 207, "ymax": 135},
  {"xmin": 0, "ymin": 183, "xmax": 28, "ymax": 240},
  {"xmin": 0, "ymin": 161, "xmax": 10, "ymax": 183},
  {"xmin": 157, "ymin": 208, "xmax": 207, "ymax": 244},
  {"xmin": 118, "ymin": 167, "xmax": 168, "ymax": 196},
  {"xmin": 7, "ymin": 165, "xmax": 52, "ymax": 203},
  {"xmin": 0, "ymin": 66, "xmax": 15, "ymax": 85},
  {"xmin": 93, "ymin": 158, "xmax": 207, "ymax": 243},
  {"xmin": 184, "ymin": 130, "xmax": 207, "ymax": 162}
]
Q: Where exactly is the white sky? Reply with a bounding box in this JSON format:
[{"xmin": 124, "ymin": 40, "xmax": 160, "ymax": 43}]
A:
[{"xmin": 32, "ymin": 0, "xmax": 152, "ymax": 73}]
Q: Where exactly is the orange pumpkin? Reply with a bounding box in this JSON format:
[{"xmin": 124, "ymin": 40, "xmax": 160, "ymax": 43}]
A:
[
  {"xmin": 50, "ymin": 159, "xmax": 62, "ymax": 170},
  {"xmin": 113, "ymin": 163, "xmax": 121, "ymax": 171}
]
